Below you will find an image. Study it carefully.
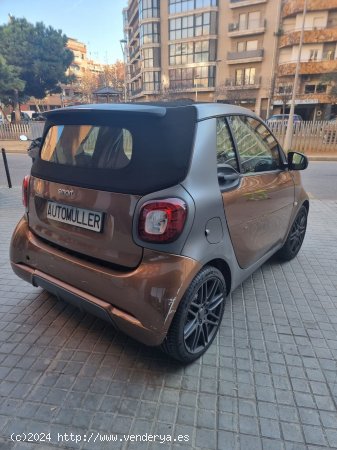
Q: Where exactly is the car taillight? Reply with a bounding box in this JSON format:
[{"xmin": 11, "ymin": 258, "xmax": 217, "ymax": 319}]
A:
[
  {"xmin": 138, "ymin": 198, "xmax": 187, "ymax": 243},
  {"xmin": 22, "ymin": 175, "xmax": 30, "ymax": 209}
]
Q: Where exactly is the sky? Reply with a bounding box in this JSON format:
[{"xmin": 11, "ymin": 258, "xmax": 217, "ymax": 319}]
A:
[{"xmin": 0, "ymin": 0, "xmax": 127, "ymax": 63}]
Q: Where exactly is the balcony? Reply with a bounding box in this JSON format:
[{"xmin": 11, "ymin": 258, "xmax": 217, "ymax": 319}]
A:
[
  {"xmin": 227, "ymin": 49, "xmax": 264, "ymax": 63},
  {"xmin": 225, "ymin": 76, "xmax": 261, "ymax": 90},
  {"xmin": 229, "ymin": 0, "xmax": 267, "ymax": 8},
  {"xmin": 278, "ymin": 58, "xmax": 337, "ymax": 76},
  {"xmin": 280, "ymin": 27, "xmax": 337, "ymax": 48},
  {"xmin": 127, "ymin": 1, "xmax": 139, "ymax": 23},
  {"xmin": 128, "ymin": 25, "xmax": 139, "ymax": 45},
  {"xmin": 129, "ymin": 46, "xmax": 140, "ymax": 61},
  {"xmin": 129, "ymin": 66, "xmax": 142, "ymax": 80},
  {"xmin": 228, "ymin": 19, "xmax": 266, "ymax": 37},
  {"xmin": 283, "ymin": 0, "xmax": 337, "ymax": 18},
  {"xmin": 130, "ymin": 87, "xmax": 143, "ymax": 97},
  {"xmin": 274, "ymin": 92, "xmax": 332, "ymax": 105}
]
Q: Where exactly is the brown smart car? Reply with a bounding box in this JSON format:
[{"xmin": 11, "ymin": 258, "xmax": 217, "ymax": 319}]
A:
[{"xmin": 10, "ymin": 103, "xmax": 309, "ymax": 362}]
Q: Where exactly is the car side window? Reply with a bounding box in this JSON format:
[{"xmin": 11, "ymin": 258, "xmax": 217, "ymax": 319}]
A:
[
  {"xmin": 228, "ymin": 115, "xmax": 281, "ymax": 174},
  {"xmin": 216, "ymin": 117, "xmax": 239, "ymax": 171}
]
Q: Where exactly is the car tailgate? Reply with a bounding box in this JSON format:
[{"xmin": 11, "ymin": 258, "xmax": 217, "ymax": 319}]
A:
[{"xmin": 28, "ymin": 177, "xmax": 143, "ymax": 269}]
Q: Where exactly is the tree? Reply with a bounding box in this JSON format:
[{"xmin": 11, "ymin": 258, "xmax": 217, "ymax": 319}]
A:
[
  {"xmin": 0, "ymin": 17, "xmax": 73, "ymax": 121},
  {"xmin": 78, "ymin": 71, "xmax": 100, "ymax": 103},
  {"xmin": 0, "ymin": 55, "xmax": 25, "ymax": 122},
  {"xmin": 68, "ymin": 64, "xmax": 124, "ymax": 105},
  {"xmin": 0, "ymin": 55, "xmax": 24, "ymax": 95},
  {"xmin": 98, "ymin": 60, "xmax": 125, "ymax": 91}
]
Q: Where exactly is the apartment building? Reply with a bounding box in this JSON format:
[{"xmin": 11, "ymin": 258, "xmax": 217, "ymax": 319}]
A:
[
  {"xmin": 66, "ymin": 38, "xmax": 106, "ymax": 81},
  {"xmin": 63, "ymin": 38, "xmax": 109, "ymax": 104},
  {"xmin": 275, "ymin": 0, "xmax": 337, "ymax": 120},
  {"xmin": 123, "ymin": 0, "xmax": 337, "ymax": 120},
  {"xmin": 124, "ymin": 0, "xmax": 282, "ymax": 117}
]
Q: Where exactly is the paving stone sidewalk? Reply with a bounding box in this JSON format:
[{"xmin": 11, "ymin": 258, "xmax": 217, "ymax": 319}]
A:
[{"xmin": 0, "ymin": 187, "xmax": 337, "ymax": 450}]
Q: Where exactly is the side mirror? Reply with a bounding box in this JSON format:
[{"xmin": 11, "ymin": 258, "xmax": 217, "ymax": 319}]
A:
[
  {"xmin": 287, "ymin": 151, "xmax": 308, "ymax": 171},
  {"xmin": 19, "ymin": 135, "xmax": 28, "ymax": 141}
]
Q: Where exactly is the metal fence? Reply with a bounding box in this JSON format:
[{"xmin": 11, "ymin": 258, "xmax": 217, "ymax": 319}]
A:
[
  {"xmin": 0, "ymin": 122, "xmax": 45, "ymax": 140},
  {"xmin": 268, "ymin": 121, "xmax": 337, "ymax": 154},
  {"xmin": 1, "ymin": 120, "xmax": 336, "ymax": 154}
]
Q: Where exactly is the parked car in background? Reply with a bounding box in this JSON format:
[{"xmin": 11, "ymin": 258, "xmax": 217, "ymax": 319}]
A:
[
  {"xmin": 8, "ymin": 112, "xmax": 32, "ymax": 123},
  {"xmin": 20, "ymin": 112, "xmax": 32, "ymax": 123},
  {"xmin": 10, "ymin": 103, "xmax": 309, "ymax": 362},
  {"xmin": 267, "ymin": 114, "xmax": 303, "ymax": 125},
  {"xmin": 31, "ymin": 112, "xmax": 47, "ymax": 121}
]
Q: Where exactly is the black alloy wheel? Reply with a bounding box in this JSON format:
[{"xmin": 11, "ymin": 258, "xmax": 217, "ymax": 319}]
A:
[
  {"xmin": 184, "ymin": 276, "xmax": 224, "ymax": 354},
  {"xmin": 277, "ymin": 206, "xmax": 308, "ymax": 261},
  {"xmin": 162, "ymin": 266, "xmax": 226, "ymax": 363}
]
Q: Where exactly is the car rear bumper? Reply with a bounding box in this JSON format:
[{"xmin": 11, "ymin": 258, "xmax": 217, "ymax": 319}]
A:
[{"xmin": 10, "ymin": 217, "xmax": 201, "ymax": 346}]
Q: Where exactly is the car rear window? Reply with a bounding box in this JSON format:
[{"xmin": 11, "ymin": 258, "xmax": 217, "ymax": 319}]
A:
[
  {"xmin": 32, "ymin": 107, "xmax": 197, "ymax": 195},
  {"xmin": 41, "ymin": 125, "xmax": 132, "ymax": 169}
]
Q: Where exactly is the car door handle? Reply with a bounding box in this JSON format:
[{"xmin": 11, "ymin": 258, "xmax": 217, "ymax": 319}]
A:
[{"xmin": 218, "ymin": 173, "xmax": 239, "ymax": 182}]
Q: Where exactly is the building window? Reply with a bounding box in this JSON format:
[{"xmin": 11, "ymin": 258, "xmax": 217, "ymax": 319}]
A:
[
  {"xmin": 308, "ymin": 49, "xmax": 318, "ymax": 61},
  {"xmin": 237, "ymin": 40, "xmax": 258, "ymax": 52},
  {"xmin": 170, "ymin": 15, "xmax": 194, "ymax": 40},
  {"xmin": 170, "ymin": 42, "xmax": 194, "ymax": 65},
  {"xmin": 195, "ymin": 12, "xmax": 210, "ymax": 36},
  {"xmin": 235, "ymin": 68, "xmax": 256, "ymax": 85},
  {"xmin": 316, "ymin": 84, "xmax": 327, "ymax": 93},
  {"xmin": 140, "ymin": 22, "xmax": 160, "ymax": 44},
  {"xmin": 143, "ymin": 48, "xmax": 154, "ymax": 68},
  {"xmin": 304, "ymin": 84, "xmax": 327, "ymax": 94},
  {"xmin": 278, "ymin": 85, "xmax": 292, "ymax": 94},
  {"xmin": 170, "ymin": 67, "xmax": 194, "ymax": 89},
  {"xmin": 194, "ymin": 40, "xmax": 210, "ymax": 62},
  {"xmin": 139, "ymin": 0, "xmax": 160, "ymax": 19},
  {"xmin": 142, "ymin": 48, "xmax": 161, "ymax": 68},
  {"xmin": 143, "ymin": 71, "xmax": 161, "ymax": 91},
  {"xmin": 304, "ymin": 85, "xmax": 315, "ymax": 94},
  {"xmin": 169, "ymin": 0, "xmax": 217, "ymax": 15},
  {"xmin": 238, "ymin": 11, "xmax": 261, "ymax": 30},
  {"xmin": 169, "ymin": 65, "xmax": 215, "ymax": 89},
  {"xmin": 169, "ymin": 12, "xmax": 217, "ymax": 40},
  {"xmin": 169, "ymin": 40, "xmax": 216, "ymax": 65}
]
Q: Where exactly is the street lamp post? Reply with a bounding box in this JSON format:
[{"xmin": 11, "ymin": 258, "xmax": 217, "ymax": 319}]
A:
[
  {"xmin": 283, "ymin": 0, "xmax": 308, "ymax": 152},
  {"xmin": 120, "ymin": 39, "xmax": 128, "ymax": 102}
]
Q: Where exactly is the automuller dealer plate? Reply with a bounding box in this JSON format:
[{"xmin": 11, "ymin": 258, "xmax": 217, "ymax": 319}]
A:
[{"xmin": 47, "ymin": 201, "xmax": 103, "ymax": 233}]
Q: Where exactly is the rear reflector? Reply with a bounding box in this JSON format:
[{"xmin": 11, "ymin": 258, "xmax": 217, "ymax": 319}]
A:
[
  {"xmin": 22, "ymin": 175, "xmax": 30, "ymax": 209},
  {"xmin": 138, "ymin": 198, "xmax": 187, "ymax": 243}
]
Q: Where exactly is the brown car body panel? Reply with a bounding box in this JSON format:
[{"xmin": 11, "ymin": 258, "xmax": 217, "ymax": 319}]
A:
[
  {"xmin": 222, "ymin": 170, "xmax": 295, "ymax": 268},
  {"xmin": 29, "ymin": 177, "xmax": 143, "ymax": 268},
  {"xmin": 10, "ymin": 217, "xmax": 201, "ymax": 346}
]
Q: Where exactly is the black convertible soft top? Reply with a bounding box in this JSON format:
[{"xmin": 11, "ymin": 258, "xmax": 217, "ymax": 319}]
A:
[{"xmin": 31, "ymin": 104, "xmax": 197, "ymax": 195}]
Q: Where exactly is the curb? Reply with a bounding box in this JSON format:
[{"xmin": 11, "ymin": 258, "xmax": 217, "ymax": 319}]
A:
[
  {"xmin": 3, "ymin": 150, "xmax": 28, "ymax": 154},
  {"xmin": 308, "ymin": 156, "xmax": 337, "ymax": 161}
]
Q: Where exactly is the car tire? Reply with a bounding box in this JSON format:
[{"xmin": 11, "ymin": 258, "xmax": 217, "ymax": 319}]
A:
[
  {"xmin": 277, "ymin": 205, "xmax": 308, "ymax": 261},
  {"xmin": 161, "ymin": 266, "xmax": 226, "ymax": 363}
]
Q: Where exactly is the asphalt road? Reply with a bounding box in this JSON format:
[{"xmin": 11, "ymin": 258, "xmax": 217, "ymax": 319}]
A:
[
  {"xmin": 1, "ymin": 154, "xmax": 336, "ymax": 200},
  {"xmin": 0, "ymin": 153, "xmax": 32, "ymax": 188},
  {"xmin": 301, "ymin": 161, "xmax": 337, "ymax": 200}
]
